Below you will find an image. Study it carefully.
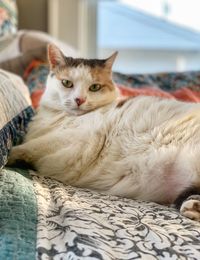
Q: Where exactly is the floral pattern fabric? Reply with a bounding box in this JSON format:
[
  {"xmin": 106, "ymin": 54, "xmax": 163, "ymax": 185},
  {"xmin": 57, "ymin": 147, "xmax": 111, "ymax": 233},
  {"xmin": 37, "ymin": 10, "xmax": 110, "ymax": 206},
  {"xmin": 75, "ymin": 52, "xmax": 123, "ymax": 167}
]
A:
[
  {"xmin": 0, "ymin": 0, "xmax": 17, "ymax": 38},
  {"xmin": 24, "ymin": 61, "xmax": 200, "ymax": 93},
  {"xmin": 34, "ymin": 175, "xmax": 200, "ymax": 260},
  {"xmin": 113, "ymin": 71, "xmax": 200, "ymax": 91},
  {"xmin": 22, "ymin": 60, "xmax": 200, "ymax": 109}
]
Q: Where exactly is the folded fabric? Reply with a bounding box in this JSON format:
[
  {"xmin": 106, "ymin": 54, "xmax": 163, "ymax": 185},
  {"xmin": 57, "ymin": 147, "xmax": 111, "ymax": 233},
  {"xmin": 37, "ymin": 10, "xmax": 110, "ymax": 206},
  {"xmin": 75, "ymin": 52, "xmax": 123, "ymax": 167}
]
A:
[{"xmin": 0, "ymin": 69, "xmax": 34, "ymax": 168}]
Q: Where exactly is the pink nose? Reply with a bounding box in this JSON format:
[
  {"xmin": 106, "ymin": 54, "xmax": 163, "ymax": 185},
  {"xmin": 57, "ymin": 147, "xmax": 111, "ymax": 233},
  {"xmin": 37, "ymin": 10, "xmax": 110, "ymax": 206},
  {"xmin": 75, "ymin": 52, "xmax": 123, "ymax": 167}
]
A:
[{"xmin": 75, "ymin": 97, "xmax": 86, "ymax": 106}]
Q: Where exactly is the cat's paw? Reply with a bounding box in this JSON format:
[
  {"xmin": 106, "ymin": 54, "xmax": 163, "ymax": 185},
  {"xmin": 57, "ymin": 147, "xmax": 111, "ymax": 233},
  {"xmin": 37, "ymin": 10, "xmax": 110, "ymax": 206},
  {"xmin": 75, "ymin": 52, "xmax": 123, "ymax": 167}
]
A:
[
  {"xmin": 7, "ymin": 148, "xmax": 19, "ymax": 166},
  {"xmin": 7, "ymin": 146, "xmax": 27, "ymax": 166},
  {"xmin": 180, "ymin": 196, "xmax": 200, "ymax": 221}
]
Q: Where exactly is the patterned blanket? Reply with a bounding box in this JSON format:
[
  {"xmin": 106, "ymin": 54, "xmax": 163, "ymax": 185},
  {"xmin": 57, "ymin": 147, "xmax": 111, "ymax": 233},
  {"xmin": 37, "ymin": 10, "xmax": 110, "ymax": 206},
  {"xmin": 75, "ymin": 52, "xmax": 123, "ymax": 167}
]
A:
[
  {"xmin": 1, "ymin": 168, "xmax": 200, "ymax": 259},
  {"xmin": 1, "ymin": 53, "xmax": 200, "ymax": 259},
  {"xmin": 22, "ymin": 61, "xmax": 200, "ymax": 109}
]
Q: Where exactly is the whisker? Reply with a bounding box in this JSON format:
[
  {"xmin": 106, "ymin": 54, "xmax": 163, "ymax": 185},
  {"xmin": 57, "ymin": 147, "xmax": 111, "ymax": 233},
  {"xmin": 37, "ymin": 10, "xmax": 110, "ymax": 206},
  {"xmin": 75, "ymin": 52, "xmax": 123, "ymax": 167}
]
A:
[{"xmin": 64, "ymin": 100, "xmax": 73, "ymax": 106}]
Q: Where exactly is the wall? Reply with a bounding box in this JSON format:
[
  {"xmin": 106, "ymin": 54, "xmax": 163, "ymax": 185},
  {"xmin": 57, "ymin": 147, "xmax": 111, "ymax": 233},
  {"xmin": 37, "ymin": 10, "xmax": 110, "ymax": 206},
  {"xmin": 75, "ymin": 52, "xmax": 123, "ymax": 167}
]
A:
[
  {"xmin": 17, "ymin": 0, "xmax": 48, "ymax": 31},
  {"xmin": 16, "ymin": 0, "xmax": 97, "ymax": 56},
  {"xmin": 48, "ymin": 0, "xmax": 97, "ymax": 57},
  {"xmin": 48, "ymin": 0, "xmax": 79, "ymax": 50}
]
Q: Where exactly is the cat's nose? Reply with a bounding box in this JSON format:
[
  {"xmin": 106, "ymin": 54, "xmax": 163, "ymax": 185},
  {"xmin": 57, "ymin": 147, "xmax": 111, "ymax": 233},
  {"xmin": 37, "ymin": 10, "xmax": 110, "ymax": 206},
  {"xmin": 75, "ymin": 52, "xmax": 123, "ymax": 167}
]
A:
[{"xmin": 75, "ymin": 97, "xmax": 86, "ymax": 106}]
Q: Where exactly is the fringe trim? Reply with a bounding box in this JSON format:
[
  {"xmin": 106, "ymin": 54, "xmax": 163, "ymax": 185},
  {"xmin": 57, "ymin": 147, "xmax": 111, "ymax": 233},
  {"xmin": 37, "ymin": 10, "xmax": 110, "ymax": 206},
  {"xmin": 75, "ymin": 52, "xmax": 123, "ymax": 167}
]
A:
[{"xmin": 0, "ymin": 106, "xmax": 34, "ymax": 168}]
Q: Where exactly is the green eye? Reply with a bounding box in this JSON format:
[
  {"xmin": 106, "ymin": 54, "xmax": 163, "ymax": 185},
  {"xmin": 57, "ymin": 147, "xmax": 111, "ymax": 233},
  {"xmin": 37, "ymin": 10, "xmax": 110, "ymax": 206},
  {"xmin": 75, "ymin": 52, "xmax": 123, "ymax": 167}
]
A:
[
  {"xmin": 89, "ymin": 84, "xmax": 102, "ymax": 92},
  {"xmin": 61, "ymin": 79, "xmax": 73, "ymax": 88}
]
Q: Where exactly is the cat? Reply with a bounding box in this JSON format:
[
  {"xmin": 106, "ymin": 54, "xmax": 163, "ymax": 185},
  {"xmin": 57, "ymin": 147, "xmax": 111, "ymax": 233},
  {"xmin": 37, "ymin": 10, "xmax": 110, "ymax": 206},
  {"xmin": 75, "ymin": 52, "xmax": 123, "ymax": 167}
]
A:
[{"xmin": 8, "ymin": 44, "xmax": 200, "ymax": 222}]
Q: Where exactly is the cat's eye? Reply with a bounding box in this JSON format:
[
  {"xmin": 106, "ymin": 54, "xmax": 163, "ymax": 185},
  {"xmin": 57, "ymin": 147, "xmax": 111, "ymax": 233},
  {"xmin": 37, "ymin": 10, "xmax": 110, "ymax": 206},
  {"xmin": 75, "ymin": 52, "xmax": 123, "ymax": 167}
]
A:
[
  {"xmin": 89, "ymin": 84, "xmax": 102, "ymax": 92},
  {"xmin": 61, "ymin": 79, "xmax": 73, "ymax": 88}
]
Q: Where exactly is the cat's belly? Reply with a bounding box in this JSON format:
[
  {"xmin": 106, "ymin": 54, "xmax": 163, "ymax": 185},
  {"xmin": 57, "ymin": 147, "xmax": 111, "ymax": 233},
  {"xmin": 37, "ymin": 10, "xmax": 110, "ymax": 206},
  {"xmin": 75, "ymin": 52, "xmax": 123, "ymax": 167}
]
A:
[
  {"xmin": 75, "ymin": 130, "xmax": 199, "ymax": 204},
  {"xmin": 94, "ymin": 145, "xmax": 197, "ymax": 204},
  {"xmin": 33, "ymin": 98, "xmax": 200, "ymax": 204},
  {"xmin": 41, "ymin": 123, "xmax": 199, "ymax": 204}
]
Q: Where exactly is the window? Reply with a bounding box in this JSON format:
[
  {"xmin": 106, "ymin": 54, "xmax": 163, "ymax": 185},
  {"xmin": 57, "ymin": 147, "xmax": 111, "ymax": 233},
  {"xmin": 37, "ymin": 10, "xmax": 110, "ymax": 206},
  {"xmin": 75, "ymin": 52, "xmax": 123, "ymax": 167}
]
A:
[
  {"xmin": 48, "ymin": 0, "xmax": 200, "ymax": 74},
  {"xmin": 97, "ymin": 0, "xmax": 200, "ymax": 73}
]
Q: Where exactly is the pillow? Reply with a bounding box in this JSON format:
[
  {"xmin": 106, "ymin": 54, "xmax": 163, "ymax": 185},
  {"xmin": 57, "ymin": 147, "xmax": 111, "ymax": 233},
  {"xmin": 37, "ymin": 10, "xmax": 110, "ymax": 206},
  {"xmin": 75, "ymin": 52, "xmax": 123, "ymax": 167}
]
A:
[
  {"xmin": 18, "ymin": 30, "xmax": 79, "ymax": 57},
  {"xmin": 0, "ymin": 69, "xmax": 34, "ymax": 169},
  {"xmin": 0, "ymin": 0, "xmax": 17, "ymax": 40},
  {"xmin": 0, "ymin": 29, "xmax": 79, "ymax": 63},
  {"xmin": 0, "ymin": 45, "xmax": 47, "ymax": 77}
]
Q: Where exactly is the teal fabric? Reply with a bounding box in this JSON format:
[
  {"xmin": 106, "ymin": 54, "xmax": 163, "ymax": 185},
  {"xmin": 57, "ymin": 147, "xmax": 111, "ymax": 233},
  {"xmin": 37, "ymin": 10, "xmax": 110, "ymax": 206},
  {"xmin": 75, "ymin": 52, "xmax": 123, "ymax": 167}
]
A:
[{"xmin": 0, "ymin": 168, "xmax": 37, "ymax": 260}]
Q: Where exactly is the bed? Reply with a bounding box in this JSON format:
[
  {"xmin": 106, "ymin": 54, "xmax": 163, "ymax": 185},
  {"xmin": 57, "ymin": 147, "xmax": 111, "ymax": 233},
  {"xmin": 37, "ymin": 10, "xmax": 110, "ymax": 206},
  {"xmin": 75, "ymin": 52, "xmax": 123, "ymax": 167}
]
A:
[{"xmin": 1, "ymin": 1, "xmax": 200, "ymax": 259}]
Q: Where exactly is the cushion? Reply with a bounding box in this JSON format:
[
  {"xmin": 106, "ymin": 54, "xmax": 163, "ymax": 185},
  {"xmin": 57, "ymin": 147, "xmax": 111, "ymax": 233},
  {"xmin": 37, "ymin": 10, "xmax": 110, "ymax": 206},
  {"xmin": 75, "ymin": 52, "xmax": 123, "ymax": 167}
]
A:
[
  {"xmin": 0, "ymin": 69, "xmax": 34, "ymax": 168},
  {"xmin": 22, "ymin": 60, "xmax": 200, "ymax": 109},
  {"xmin": 0, "ymin": 46, "xmax": 47, "ymax": 77},
  {"xmin": 0, "ymin": 29, "xmax": 79, "ymax": 63},
  {"xmin": 0, "ymin": 0, "xmax": 17, "ymax": 41}
]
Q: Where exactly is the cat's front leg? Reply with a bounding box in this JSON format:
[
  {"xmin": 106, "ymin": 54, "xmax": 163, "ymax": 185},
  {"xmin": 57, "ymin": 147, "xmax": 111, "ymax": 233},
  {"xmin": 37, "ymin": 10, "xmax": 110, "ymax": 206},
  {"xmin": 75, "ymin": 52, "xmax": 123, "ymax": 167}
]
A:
[
  {"xmin": 7, "ymin": 143, "xmax": 35, "ymax": 167},
  {"xmin": 7, "ymin": 135, "xmax": 61, "ymax": 168}
]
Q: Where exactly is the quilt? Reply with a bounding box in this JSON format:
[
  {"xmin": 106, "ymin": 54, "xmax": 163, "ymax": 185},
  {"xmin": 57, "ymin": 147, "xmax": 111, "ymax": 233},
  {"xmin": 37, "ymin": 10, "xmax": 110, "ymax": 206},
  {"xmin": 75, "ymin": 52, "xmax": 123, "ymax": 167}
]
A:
[
  {"xmin": 21, "ymin": 61, "xmax": 200, "ymax": 109},
  {"xmin": 1, "ymin": 48, "xmax": 200, "ymax": 259},
  {"xmin": 1, "ymin": 168, "xmax": 200, "ymax": 260}
]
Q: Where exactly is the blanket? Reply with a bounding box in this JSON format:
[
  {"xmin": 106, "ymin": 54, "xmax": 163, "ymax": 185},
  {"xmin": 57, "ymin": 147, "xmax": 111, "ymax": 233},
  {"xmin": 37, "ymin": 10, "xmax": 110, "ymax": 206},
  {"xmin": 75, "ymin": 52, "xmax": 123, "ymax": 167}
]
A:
[
  {"xmin": 0, "ymin": 168, "xmax": 37, "ymax": 259},
  {"xmin": 22, "ymin": 61, "xmax": 200, "ymax": 109},
  {"xmin": 1, "ymin": 168, "xmax": 200, "ymax": 259},
  {"xmin": 1, "ymin": 56, "xmax": 200, "ymax": 259}
]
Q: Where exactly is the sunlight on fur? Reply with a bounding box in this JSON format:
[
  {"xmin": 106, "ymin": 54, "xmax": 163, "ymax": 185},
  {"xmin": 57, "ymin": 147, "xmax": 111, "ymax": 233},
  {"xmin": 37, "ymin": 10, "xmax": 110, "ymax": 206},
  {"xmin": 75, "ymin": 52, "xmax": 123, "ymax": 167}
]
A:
[{"xmin": 8, "ymin": 44, "xmax": 200, "ymax": 222}]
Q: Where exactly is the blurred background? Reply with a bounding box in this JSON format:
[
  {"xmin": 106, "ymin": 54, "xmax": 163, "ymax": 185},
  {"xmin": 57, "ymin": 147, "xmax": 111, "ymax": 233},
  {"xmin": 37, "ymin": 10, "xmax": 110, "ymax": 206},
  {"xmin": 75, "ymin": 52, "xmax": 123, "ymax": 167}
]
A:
[{"xmin": 16, "ymin": 0, "xmax": 200, "ymax": 74}]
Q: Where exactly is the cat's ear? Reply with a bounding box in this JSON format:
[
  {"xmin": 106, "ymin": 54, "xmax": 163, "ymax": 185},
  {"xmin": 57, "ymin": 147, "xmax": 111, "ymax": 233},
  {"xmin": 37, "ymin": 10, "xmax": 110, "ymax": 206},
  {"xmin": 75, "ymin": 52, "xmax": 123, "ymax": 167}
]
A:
[
  {"xmin": 47, "ymin": 44, "xmax": 66, "ymax": 70},
  {"xmin": 105, "ymin": 51, "xmax": 118, "ymax": 69}
]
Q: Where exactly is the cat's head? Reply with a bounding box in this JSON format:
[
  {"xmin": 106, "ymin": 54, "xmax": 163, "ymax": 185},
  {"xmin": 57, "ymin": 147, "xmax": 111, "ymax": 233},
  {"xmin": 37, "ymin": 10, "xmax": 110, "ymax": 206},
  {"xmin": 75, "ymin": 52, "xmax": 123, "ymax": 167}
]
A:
[{"xmin": 42, "ymin": 44, "xmax": 118, "ymax": 115}]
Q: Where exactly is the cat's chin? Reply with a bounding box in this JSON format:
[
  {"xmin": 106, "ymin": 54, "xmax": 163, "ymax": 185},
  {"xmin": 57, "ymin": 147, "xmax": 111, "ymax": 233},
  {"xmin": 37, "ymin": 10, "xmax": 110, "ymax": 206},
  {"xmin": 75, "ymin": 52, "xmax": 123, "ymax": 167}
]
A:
[{"xmin": 65, "ymin": 108, "xmax": 89, "ymax": 116}]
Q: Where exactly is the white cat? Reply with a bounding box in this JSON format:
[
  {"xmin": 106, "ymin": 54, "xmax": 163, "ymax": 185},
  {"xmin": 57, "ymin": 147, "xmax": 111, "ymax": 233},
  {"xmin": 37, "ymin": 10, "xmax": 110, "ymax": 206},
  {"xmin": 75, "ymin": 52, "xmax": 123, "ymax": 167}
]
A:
[{"xmin": 8, "ymin": 44, "xmax": 200, "ymax": 221}]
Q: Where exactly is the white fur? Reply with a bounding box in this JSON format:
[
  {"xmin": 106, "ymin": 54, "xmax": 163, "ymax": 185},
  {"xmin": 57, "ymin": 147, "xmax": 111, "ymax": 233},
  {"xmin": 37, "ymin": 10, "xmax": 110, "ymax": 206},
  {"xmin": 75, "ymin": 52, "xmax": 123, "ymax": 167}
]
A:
[
  {"xmin": 8, "ymin": 45, "xmax": 200, "ymax": 215},
  {"xmin": 180, "ymin": 199, "xmax": 200, "ymax": 221},
  {"xmin": 41, "ymin": 66, "xmax": 118, "ymax": 116},
  {"xmin": 9, "ymin": 88, "xmax": 200, "ymax": 205}
]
